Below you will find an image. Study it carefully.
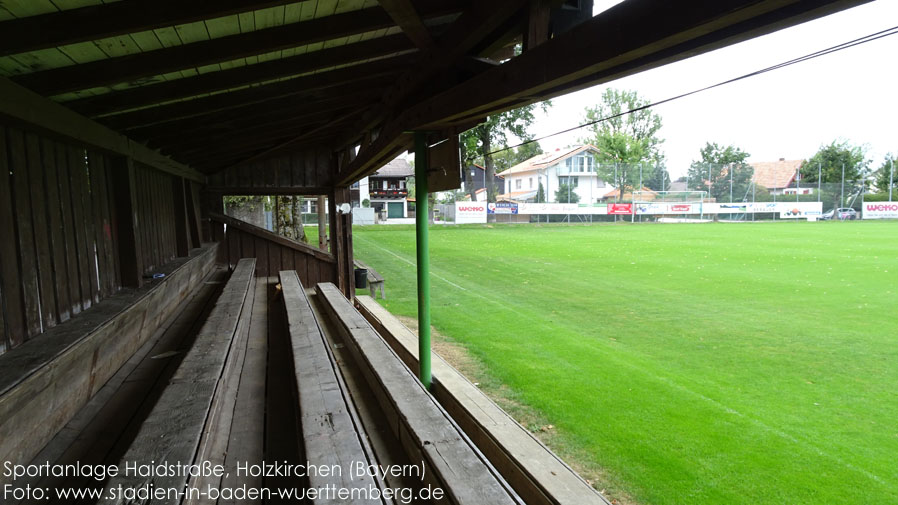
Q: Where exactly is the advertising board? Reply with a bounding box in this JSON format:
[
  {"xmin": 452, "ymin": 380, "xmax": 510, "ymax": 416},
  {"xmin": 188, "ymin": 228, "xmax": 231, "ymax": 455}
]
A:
[
  {"xmin": 487, "ymin": 202, "xmax": 519, "ymax": 214},
  {"xmin": 608, "ymin": 203, "xmax": 633, "ymax": 215},
  {"xmin": 455, "ymin": 202, "xmax": 487, "ymax": 224},
  {"xmin": 863, "ymin": 202, "xmax": 898, "ymax": 219}
]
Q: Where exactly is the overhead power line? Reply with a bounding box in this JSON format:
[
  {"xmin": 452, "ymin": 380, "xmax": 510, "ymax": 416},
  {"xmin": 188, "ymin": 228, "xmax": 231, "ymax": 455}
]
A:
[{"xmin": 486, "ymin": 24, "xmax": 898, "ymax": 157}]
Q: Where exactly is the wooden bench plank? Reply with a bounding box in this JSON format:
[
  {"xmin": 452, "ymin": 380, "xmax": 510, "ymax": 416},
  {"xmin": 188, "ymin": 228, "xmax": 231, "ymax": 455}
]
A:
[
  {"xmin": 356, "ymin": 296, "xmax": 611, "ymax": 505},
  {"xmin": 0, "ymin": 245, "xmax": 218, "ymax": 485},
  {"xmin": 99, "ymin": 258, "xmax": 255, "ymax": 503},
  {"xmin": 279, "ymin": 270, "xmax": 384, "ymax": 504},
  {"xmin": 316, "ymin": 282, "xmax": 521, "ymax": 505}
]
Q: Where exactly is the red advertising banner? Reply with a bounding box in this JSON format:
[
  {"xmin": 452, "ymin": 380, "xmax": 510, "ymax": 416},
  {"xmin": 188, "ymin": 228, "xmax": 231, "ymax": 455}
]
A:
[{"xmin": 608, "ymin": 203, "xmax": 633, "ymax": 215}]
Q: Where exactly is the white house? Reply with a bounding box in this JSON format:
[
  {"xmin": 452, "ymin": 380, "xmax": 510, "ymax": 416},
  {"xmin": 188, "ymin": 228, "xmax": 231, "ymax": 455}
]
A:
[{"xmin": 498, "ymin": 145, "xmax": 614, "ymax": 203}]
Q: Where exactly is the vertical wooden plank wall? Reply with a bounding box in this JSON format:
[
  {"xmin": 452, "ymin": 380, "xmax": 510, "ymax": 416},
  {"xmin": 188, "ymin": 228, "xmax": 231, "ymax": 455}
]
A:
[
  {"xmin": 0, "ymin": 125, "xmax": 192, "ymax": 357},
  {"xmin": 0, "ymin": 126, "xmax": 123, "ymax": 354},
  {"xmin": 133, "ymin": 163, "xmax": 179, "ymax": 275}
]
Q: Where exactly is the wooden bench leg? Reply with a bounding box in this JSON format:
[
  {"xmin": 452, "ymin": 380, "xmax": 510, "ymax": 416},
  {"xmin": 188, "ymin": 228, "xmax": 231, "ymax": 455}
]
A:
[
  {"xmin": 369, "ymin": 282, "xmax": 375, "ymax": 298},
  {"xmin": 379, "ymin": 282, "xmax": 385, "ymax": 300}
]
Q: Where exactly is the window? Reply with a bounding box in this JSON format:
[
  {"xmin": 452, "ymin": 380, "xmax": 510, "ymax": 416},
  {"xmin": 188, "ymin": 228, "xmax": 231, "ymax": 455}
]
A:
[
  {"xmin": 565, "ymin": 158, "xmax": 572, "ymax": 169},
  {"xmin": 560, "ymin": 176, "xmax": 579, "ymax": 187},
  {"xmin": 529, "ymin": 178, "xmax": 534, "ymax": 188},
  {"xmin": 516, "ymin": 179, "xmax": 522, "ymax": 189},
  {"xmin": 382, "ymin": 180, "xmax": 388, "ymax": 190},
  {"xmin": 400, "ymin": 180, "xmax": 405, "ymax": 189}
]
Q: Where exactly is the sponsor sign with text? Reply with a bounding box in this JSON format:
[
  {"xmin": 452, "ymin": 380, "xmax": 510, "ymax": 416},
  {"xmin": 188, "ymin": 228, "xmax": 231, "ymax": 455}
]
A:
[
  {"xmin": 608, "ymin": 203, "xmax": 633, "ymax": 215},
  {"xmin": 863, "ymin": 202, "xmax": 898, "ymax": 219},
  {"xmin": 455, "ymin": 202, "xmax": 487, "ymax": 224},
  {"xmin": 487, "ymin": 202, "xmax": 519, "ymax": 214}
]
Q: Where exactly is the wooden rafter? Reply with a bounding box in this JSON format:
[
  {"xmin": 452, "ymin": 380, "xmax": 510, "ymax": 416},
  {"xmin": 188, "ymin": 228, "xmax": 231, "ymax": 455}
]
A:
[
  {"xmin": 335, "ymin": 0, "xmax": 525, "ymax": 150},
  {"xmin": 378, "ymin": 0, "xmax": 434, "ymax": 48},
  {"xmin": 0, "ymin": 0, "xmax": 300, "ymax": 57},
  {"xmin": 136, "ymin": 99, "xmax": 378, "ymax": 147},
  {"xmin": 74, "ymin": 35, "xmax": 414, "ymax": 121},
  {"xmin": 0, "ymin": 77, "xmax": 203, "ymax": 181},
  {"xmin": 101, "ymin": 75, "xmax": 396, "ymax": 131},
  {"xmin": 13, "ymin": 1, "xmax": 461, "ymax": 96},
  {"xmin": 71, "ymin": 55, "xmax": 413, "ymax": 119}
]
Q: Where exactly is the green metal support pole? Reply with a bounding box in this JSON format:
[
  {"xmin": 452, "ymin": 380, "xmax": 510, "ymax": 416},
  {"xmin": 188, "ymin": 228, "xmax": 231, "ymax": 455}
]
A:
[{"xmin": 414, "ymin": 132, "xmax": 432, "ymax": 389}]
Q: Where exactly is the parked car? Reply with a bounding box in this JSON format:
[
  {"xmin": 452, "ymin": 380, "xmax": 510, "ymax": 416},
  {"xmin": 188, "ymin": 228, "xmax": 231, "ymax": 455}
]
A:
[{"xmin": 821, "ymin": 208, "xmax": 858, "ymax": 220}]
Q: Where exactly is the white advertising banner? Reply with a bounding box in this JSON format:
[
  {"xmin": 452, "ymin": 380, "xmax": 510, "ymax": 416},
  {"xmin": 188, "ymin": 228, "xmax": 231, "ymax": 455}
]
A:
[
  {"xmin": 518, "ymin": 203, "xmax": 607, "ymax": 215},
  {"xmin": 777, "ymin": 202, "xmax": 822, "ymax": 219},
  {"xmin": 635, "ymin": 203, "xmax": 700, "ymax": 215},
  {"xmin": 455, "ymin": 202, "xmax": 487, "ymax": 224},
  {"xmin": 863, "ymin": 202, "xmax": 898, "ymax": 219}
]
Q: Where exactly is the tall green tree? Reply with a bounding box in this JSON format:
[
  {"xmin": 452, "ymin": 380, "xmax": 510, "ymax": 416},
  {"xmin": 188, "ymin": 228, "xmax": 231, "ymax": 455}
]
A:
[
  {"xmin": 580, "ymin": 89, "xmax": 664, "ymax": 201},
  {"xmin": 686, "ymin": 143, "xmax": 753, "ymax": 202},
  {"xmin": 554, "ymin": 182, "xmax": 580, "ymax": 203},
  {"xmin": 461, "ymin": 102, "xmax": 550, "ymax": 203},
  {"xmin": 799, "ymin": 140, "xmax": 871, "ymax": 208},
  {"xmin": 535, "ymin": 181, "xmax": 546, "ymax": 203},
  {"xmin": 873, "ymin": 153, "xmax": 895, "ymax": 195},
  {"xmin": 643, "ymin": 164, "xmax": 671, "ymax": 192}
]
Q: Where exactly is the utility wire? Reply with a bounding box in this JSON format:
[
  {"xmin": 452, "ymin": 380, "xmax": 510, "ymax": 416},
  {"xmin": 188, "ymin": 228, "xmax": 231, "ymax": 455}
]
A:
[{"xmin": 486, "ymin": 24, "xmax": 898, "ymax": 157}]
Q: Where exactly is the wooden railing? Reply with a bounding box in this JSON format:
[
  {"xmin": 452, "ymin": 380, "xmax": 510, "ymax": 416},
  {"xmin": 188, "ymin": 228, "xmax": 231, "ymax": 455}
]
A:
[{"xmin": 210, "ymin": 213, "xmax": 337, "ymax": 283}]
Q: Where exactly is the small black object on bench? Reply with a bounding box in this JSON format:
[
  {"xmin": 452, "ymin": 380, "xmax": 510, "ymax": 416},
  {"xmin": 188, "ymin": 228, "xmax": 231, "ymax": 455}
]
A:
[{"xmin": 354, "ymin": 259, "xmax": 385, "ymax": 299}]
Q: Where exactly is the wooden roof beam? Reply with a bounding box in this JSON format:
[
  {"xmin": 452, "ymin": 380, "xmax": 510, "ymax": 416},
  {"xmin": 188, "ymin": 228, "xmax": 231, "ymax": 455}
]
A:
[
  {"xmin": 378, "ymin": 0, "xmax": 434, "ymax": 48},
  {"xmin": 14, "ymin": 0, "xmax": 462, "ymax": 96},
  {"xmin": 139, "ymin": 100, "xmax": 375, "ymax": 148},
  {"xmin": 334, "ymin": 0, "xmax": 526, "ymax": 152},
  {"xmin": 71, "ymin": 55, "xmax": 412, "ymax": 120},
  {"xmin": 339, "ymin": 0, "xmax": 871, "ymax": 184},
  {"xmin": 102, "ymin": 76, "xmax": 395, "ymax": 131},
  {"xmin": 71, "ymin": 35, "xmax": 414, "ymax": 120},
  {"xmin": 0, "ymin": 77, "xmax": 203, "ymax": 181},
  {"xmin": 0, "ymin": 0, "xmax": 301, "ymax": 58}
]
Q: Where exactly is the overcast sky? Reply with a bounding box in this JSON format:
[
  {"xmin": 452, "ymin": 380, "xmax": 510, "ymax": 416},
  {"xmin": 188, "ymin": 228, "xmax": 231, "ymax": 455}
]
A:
[{"xmin": 527, "ymin": 0, "xmax": 898, "ymax": 178}]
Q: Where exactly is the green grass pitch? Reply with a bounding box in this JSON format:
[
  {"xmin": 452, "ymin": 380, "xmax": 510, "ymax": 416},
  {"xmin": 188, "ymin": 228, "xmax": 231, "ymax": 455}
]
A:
[{"xmin": 352, "ymin": 221, "xmax": 898, "ymax": 505}]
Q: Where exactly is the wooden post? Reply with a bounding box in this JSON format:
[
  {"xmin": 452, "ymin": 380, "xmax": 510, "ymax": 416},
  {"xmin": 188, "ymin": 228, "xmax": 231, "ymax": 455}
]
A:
[
  {"xmin": 184, "ymin": 179, "xmax": 202, "ymax": 249},
  {"xmin": 328, "ymin": 186, "xmax": 354, "ymax": 298},
  {"xmin": 317, "ymin": 194, "xmax": 327, "ymax": 250},
  {"xmin": 171, "ymin": 175, "xmax": 190, "ymax": 257},
  {"xmin": 524, "ymin": 0, "xmax": 551, "ymax": 51},
  {"xmin": 109, "ymin": 156, "xmax": 144, "ymax": 288}
]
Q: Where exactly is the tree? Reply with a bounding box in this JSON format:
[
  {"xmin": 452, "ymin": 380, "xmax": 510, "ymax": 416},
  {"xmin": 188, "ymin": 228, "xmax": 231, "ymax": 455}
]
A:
[
  {"xmin": 273, "ymin": 195, "xmax": 306, "ymax": 242},
  {"xmin": 554, "ymin": 182, "xmax": 580, "ymax": 203},
  {"xmin": 873, "ymin": 153, "xmax": 895, "ymax": 195},
  {"xmin": 493, "ymin": 141, "xmax": 543, "ymax": 173},
  {"xmin": 580, "ymin": 89, "xmax": 664, "ymax": 201},
  {"xmin": 686, "ymin": 143, "xmax": 753, "ymax": 202},
  {"xmin": 535, "ymin": 181, "xmax": 546, "ymax": 203},
  {"xmin": 799, "ymin": 140, "xmax": 871, "ymax": 208},
  {"xmin": 643, "ymin": 164, "xmax": 671, "ymax": 192},
  {"xmin": 460, "ymin": 102, "xmax": 550, "ymax": 203}
]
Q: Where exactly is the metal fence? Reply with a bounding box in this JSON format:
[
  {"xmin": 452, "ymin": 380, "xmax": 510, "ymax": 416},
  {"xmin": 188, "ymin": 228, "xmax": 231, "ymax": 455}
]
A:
[{"xmin": 510, "ymin": 160, "xmax": 895, "ymax": 222}]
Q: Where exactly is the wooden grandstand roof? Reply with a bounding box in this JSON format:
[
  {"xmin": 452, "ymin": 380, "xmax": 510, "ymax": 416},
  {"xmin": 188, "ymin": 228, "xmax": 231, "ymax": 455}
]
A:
[{"xmin": 0, "ymin": 0, "xmax": 872, "ymax": 181}]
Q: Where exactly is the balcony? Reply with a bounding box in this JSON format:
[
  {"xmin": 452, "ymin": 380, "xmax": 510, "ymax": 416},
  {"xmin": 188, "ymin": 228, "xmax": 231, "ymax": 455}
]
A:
[{"xmin": 369, "ymin": 188, "xmax": 408, "ymax": 198}]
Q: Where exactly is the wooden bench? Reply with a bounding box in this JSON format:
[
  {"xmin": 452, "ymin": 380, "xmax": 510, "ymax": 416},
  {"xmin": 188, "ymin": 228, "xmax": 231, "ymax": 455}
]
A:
[
  {"xmin": 354, "ymin": 259, "xmax": 385, "ymax": 299},
  {"xmin": 99, "ymin": 257, "xmax": 256, "ymax": 503},
  {"xmin": 356, "ymin": 296, "xmax": 612, "ymax": 505},
  {"xmin": 279, "ymin": 270, "xmax": 384, "ymax": 503},
  {"xmin": 0, "ymin": 245, "xmax": 217, "ymax": 488},
  {"xmin": 317, "ymin": 282, "xmax": 522, "ymax": 505}
]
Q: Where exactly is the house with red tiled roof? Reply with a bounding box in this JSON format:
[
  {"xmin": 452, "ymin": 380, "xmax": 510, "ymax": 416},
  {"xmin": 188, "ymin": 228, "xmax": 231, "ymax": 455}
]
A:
[
  {"xmin": 750, "ymin": 158, "xmax": 804, "ymax": 194},
  {"xmin": 497, "ymin": 145, "xmax": 612, "ymax": 203}
]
